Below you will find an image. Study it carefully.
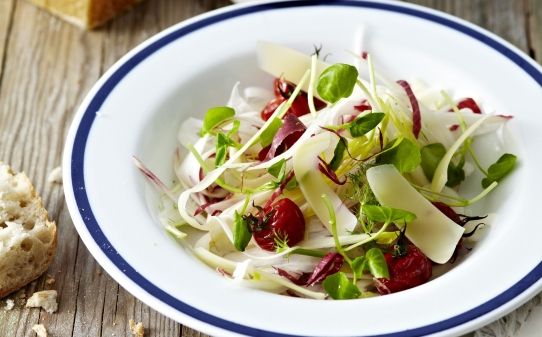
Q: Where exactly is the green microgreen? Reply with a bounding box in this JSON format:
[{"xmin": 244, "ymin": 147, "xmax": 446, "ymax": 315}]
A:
[
  {"xmin": 317, "ymin": 64, "xmax": 358, "ymax": 103},
  {"xmin": 349, "ymin": 112, "xmax": 385, "ymax": 138},
  {"xmin": 376, "ymin": 138, "xmax": 421, "ymax": 173},
  {"xmin": 421, "ymin": 143, "xmax": 465, "ymax": 187},
  {"xmin": 267, "ymin": 158, "xmax": 287, "ymax": 181},
  {"xmin": 329, "ymin": 136, "xmax": 348, "ymax": 171},
  {"xmin": 260, "ymin": 118, "xmax": 283, "ymax": 147},
  {"xmin": 481, "ymin": 153, "xmax": 517, "ymax": 188},
  {"xmin": 351, "ymin": 248, "xmax": 389, "ymax": 280},
  {"xmin": 233, "ymin": 211, "xmax": 252, "ymax": 251},
  {"xmin": 362, "ymin": 204, "xmax": 416, "ymax": 224},
  {"xmin": 233, "ymin": 196, "xmax": 253, "ymax": 252},
  {"xmin": 323, "ymin": 272, "xmax": 361, "ymax": 300},
  {"xmin": 200, "ymin": 106, "xmax": 235, "ymax": 136}
]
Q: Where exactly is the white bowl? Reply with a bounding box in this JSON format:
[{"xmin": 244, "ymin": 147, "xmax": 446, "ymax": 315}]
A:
[{"xmin": 63, "ymin": 1, "xmax": 542, "ymax": 336}]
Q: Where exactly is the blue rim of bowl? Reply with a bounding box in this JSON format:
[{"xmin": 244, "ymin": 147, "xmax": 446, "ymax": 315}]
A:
[{"xmin": 69, "ymin": 1, "xmax": 542, "ymax": 336}]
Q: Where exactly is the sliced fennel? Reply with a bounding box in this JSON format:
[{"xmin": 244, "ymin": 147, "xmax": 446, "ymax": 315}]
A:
[
  {"xmin": 367, "ymin": 165, "xmax": 464, "ymax": 264},
  {"xmin": 293, "ymin": 132, "xmax": 358, "ymax": 235}
]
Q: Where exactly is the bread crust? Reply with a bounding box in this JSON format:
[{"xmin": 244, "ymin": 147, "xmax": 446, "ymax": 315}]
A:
[
  {"xmin": 30, "ymin": 0, "xmax": 143, "ymax": 29},
  {"xmin": 0, "ymin": 163, "xmax": 57, "ymax": 299}
]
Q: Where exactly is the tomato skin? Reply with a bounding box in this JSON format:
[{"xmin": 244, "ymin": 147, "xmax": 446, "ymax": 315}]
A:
[
  {"xmin": 261, "ymin": 78, "xmax": 327, "ymax": 121},
  {"xmin": 376, "ymin": 245, "xmax": 432, "ymax": 294},
  {"xmin": 252, "ymin": 198, "xmax": 306, "ymax": 251},
  {"xmin": 261, "ymin": 97, "xmax": 287, "ymax": 121}
]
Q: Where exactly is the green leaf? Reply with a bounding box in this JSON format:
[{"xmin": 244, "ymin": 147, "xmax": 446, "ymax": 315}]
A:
[
  {"xmin": 481, "ymin": 153, "xmax": 517, "ymax": 188},
  {"xmin": 227, "ymin": 119, "xmax": 241, "ymax": 138},
  {"xmin": 259, "ymin": 118, "xmax": 283, "ymax": 147},
  {"xmin": 214, "ymin": 132, "xmax": 236, "ymax": 167},
  {"xmin": 349, "ymin": 113, "xmax": 385, "ymax": 137},
  {"xmin": 329, "ymin": 137, "xmax": 348, "ymax": 171},
  {"xmin": 317, "ymin": 64, "xmax": 359, "ymax": 104},
  {"xmin": 351, "ymin": 249, "xmax": 389, "ymax": 279},
  {"xmin": 421, "ymin": 143, "xmax": 465, "ymax": 187},
  {"xmin": 200, "ymin": 106, "xmax": 235, "ymax": 136},
  {"xmin": 233, "ymin": 211, "xmax": 252, "ymax": 252},
  {"xmin": 365, "ymin": 248, "xmax": 389, "ymax": 279},
  {"xmin": 267, "ymin": 159, "xmax": 287, "ymax": 181},
  {"xmin": 323, "ymin": 272, "xmax": 361, "ymax": 300},
  {"xmin": 376, "ymin": 138, "xmax": 421, "ymax": 173},
  {"xmin": 285, "ymin": 177, "xmax": 298, "ymax": 190},
  {"xmin": 361, "ymin": 204, "xmax": 416, "ymax": 224},
  {"xmin": 421, "ymin": 143, "xmax": 445, "ymax": 180},
  {"xmin": 351, "ymin": 256, "xmax": 367, "ymax": 279}
]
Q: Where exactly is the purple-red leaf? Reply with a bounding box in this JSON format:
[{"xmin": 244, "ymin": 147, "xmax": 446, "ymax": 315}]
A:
[
  {"xmin": 397, "ymin": 80, "xmax": 421, "ymax": 139},
  {"xmin": 318, "ymin": 157, "xmax": 346, "ymax": 185},
  {"xmin": 133, "ymin": 156, "xmax": 176, "ymax": 201},
  {"xmin": 275, "ymin": 268, "xmax": 308, "ymax": 286},
  {"xmin": 264, "ymin": 113, "xmax": 306, "ymax": 161},
  {"xmin": 449, "ymin": 98, "xmax": 481, "ymax": 114},
  {"xmin": 305, "ymin": 253, "xmax": 344, "ymax": 286},
  {"xmin": 354, "ymin": 99, "xmax": 372, "ymax": 113}
]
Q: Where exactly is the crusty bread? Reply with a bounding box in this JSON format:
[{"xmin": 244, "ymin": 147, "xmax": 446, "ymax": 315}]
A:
[
  {"xmin": 26, "ymin": 290, "xmax": 58, "ymax": 313},
  {"xmin": 31, "ymin": 0, "xmax": 144, "ymax": 29},
  {"xmin": 0, "ymin": 163, "xmax": 57, "ymax": 298}
]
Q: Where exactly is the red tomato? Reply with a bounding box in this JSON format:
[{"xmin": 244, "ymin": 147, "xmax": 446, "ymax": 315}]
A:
[
  {"xmin": 261, "ymin": 78, "xmax": 327, "ymax": 121},
  {"xmin": 252, "ymin": 198, "xmax": 305, "ymax": 251},
  {"xmin": 376, "ymin": 244, "xmax": 432, "ymax": 294},
  {"xmin": 261, "ymin": 97, "xmax": 286, "ymax": 121}
]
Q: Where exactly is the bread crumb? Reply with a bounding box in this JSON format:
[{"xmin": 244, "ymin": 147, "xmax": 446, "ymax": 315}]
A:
[
  {"xmin": 26, "ymin": 290, "xmax": 58, "ymax": 313},
  {"xmin": 32, "ymin": 324, "xmax": 48, "ymax": 337},
  {"xmin": 129, "ymin": 319, "xmax": 144, "ymax": 337},
  {"xmin": 47, "ymin": 166, "xmax": 62, "ymax": 184},
  {"xmin": 4, "ymin": 299, "xmax": 14, "ymax": 310},
  {"xmin": 45, "ymin": 275, "xmax": 55, "ymax": 285}
]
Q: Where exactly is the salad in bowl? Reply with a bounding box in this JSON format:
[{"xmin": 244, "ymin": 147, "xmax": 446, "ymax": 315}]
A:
[{"xmin": 135, "ymin": 41, "xmax": 516, "ymax": 300}]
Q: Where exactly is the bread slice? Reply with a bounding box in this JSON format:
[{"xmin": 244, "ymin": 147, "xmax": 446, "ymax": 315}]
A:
[
  {"xmin": 30, "ymin": 0, "xmax": 144, "ymax": 29},
  {"xmin": 0, "ymin": 163, "xmax": 57, "ymax": 298}
]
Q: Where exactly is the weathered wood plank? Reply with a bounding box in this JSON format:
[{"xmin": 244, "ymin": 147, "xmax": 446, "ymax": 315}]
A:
[
  {"xmin": 0, "ymin": 0, "xmax": 104, "ymax": 336},
  {"xmin": 407, "ymin": 0, "xmax": 529, "ymax": 53},
  {"xmin": 528, "ymin": 0, "xmax": 542, "ymax": 63},
  {"xmin": 0, "ymin": 0, "xmax": 15, "ymax": 83}
]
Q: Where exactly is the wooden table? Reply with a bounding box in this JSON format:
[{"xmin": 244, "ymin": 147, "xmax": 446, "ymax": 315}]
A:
[{"xmin": 0, "ymin": 1, "xmax": 540, "ymax": 336}]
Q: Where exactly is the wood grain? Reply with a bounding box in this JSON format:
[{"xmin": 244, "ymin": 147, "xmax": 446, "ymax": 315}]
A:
[
  {"xmin": 0, "ymin": 1, "xmax": 539, "ymax": 337},
  {"xmin": 527, "ymin": 0, "xmax": 542, "ymax": 63},
  {"xmin": 0, "ymin": 0, "xmax": 15, "ymax": 83}
]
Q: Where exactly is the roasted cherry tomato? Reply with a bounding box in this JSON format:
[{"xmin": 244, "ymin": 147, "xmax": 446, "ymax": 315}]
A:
[
  {"xmin": 261, "ymin": 78, "xmax": 327, "ymax": 121},
  {"xmin": 261, "ymin": 97, "xmax": 287, "ymax": 121},
  {"xmin": 252, "ymin": 198, "xmax": 305, "ymax": 251},
  {"xmin": 375, "ymin": 244, "xmax": 432, "ymax": 294}
]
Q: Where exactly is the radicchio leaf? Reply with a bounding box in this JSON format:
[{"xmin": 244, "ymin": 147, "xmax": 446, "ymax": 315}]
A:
[
  {"xmin": 305, "ymin": 253, "xmax": 344, "ymax": 286},
  {"xmin": 275, "ymin": 268, "xmax": 309, "ymax": 286},
  {"xmin": 133, "ymin": 156, "xmax": 176, "ymax": 201},
  {"xmin": 318, "ymin": 157, "xmax": 347, "ymax": 185},
  {"xmin": 449, "ymin": 98, "xmax": 481, "ymax": 114},
  {"xmin": 396, "ymin": 80, "xmax": 421, "ymax": 139},
  {"xmin": 264, "ymin": 113, "xmax": 306, "ymax": 161},
  {"xmin": 354, "ymin": 99, "xmax": 372, "ymax": 113}
]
